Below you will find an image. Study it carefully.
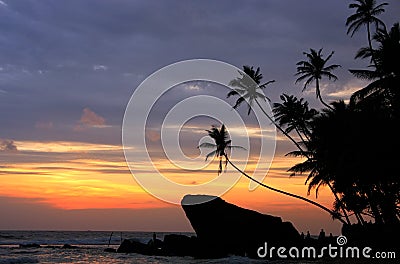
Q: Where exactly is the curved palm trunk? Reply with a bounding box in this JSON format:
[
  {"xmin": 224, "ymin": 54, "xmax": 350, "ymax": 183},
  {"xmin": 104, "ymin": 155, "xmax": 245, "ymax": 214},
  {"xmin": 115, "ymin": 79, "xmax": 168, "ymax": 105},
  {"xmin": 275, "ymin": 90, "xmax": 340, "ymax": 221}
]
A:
[
  {"xmin": 255, "ymin": 99, "xmax": 307, "ymax": 155},
  {"xmin": 365, "ymin": 189, "xmax": 384, "ymax": 224},
  {"xmin": 256, "ymin": 99, "xmax": 350, "ymax": 224},
  {"xmin": 356, "ymin": 212, "xmax": 366, "ymax": 225},
  {"xmin": 294, "ymin": 127, "xmax": 308, "ymax": 144},
  {"xmin": 224, "ymin": 154, "xmax": 347, "ymax": 225},
  {"xmin": 326, "ymin": 182, "xmax": 351, "ymax": 225},
  {"xmin": 315, "ymin": 79, "xmax": 333, "ymax": 110}
]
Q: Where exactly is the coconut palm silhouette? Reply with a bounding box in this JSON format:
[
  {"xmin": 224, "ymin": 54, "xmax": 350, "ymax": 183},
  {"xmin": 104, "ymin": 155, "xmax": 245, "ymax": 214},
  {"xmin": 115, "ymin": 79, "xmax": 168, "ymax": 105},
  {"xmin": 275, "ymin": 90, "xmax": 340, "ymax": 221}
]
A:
[
  {"xmin": 228, "ymin": 65, "xmax": 307, "ymax": 156},
  {"xmin": 295, "ymin": 48, "xmax": 340, "ymax": 110},
  {"xmin": 346, "ymin": 0, "xmax": 388, "ymax": 67},
  {"xmin": 198, "ymin": 124, "xmax": 346, "ymax": 224}
]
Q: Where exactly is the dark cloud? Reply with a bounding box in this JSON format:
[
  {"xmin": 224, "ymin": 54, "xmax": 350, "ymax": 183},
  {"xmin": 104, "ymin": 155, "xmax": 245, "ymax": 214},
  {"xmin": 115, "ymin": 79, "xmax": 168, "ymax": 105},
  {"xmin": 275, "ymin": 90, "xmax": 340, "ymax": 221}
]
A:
[
  {"xmin": 0, "ymin": 0, "xmax": 399, "ymax": 143},
  {"xmin": 0, "ymin": 139, "xmax": 18, "ymax": 151}
]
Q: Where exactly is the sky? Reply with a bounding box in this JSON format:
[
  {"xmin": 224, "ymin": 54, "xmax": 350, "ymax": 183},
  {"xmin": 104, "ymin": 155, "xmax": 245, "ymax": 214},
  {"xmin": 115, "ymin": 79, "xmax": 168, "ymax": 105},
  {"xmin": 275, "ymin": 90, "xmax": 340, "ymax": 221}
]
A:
[{"xmin": 0, "ymin": 0, "xmax": 399, "ymax": 235}]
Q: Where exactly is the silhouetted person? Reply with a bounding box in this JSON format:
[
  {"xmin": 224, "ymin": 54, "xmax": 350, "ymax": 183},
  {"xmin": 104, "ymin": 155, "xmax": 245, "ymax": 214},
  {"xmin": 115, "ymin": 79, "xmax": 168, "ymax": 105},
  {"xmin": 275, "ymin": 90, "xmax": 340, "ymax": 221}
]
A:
[
  {"xmin": 152, "ymin": 232, "xmax": 156, "ymax": 243},
  {"xmin": 318, "ymin": 229, "xmax": 326, "ymax": 240},
  {"xmin": 300, "ymin": 232, "xmax": 305, "ymax": 240},
  {"xmin": 329, "ymin": 233, "xmax": 334, "ymax": 243},
  {"xmin": 306, "ymin": 231, "xmax": 311, "ymax": 240}
]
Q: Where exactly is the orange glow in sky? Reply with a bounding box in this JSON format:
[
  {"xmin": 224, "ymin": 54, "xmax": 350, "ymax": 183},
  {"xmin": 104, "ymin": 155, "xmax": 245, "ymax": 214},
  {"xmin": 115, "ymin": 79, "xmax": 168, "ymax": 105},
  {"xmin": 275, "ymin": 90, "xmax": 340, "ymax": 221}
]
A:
[{"xmin": 0, "ymin": 139, "xmax": 341, "ymax": 234}]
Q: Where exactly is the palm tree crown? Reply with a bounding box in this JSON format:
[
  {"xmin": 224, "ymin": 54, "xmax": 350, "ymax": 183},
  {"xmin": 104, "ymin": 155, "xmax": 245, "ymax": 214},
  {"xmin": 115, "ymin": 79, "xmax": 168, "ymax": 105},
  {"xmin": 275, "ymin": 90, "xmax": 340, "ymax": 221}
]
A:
[
  {"xmin": 350, "ymin": 23, "xmax": 400, "ymax": 109},
  {"xmin": 197, "ymin": 124, "xmax": 245, "ymax": 174},
  {"xmin": 346, "ymin": 0, "xmax": 388, "ymax": 68},
  {"xmin": 295, "ymin": 48, "xmax": 340, "ymax": 109},
  {"xmin": 346, "ymin": 0, "xmax": 388, "ymax": 37},
  {"xmin": 272, "ymin": 94, "xmax": 318, "ymax": 142},
  {"xmin": 227, "ymin": 65, "xmax": 275, "ymax": 115},
  {"xmin": 198, "ymin": 124, "xmax": 347, "ymax": 224}
]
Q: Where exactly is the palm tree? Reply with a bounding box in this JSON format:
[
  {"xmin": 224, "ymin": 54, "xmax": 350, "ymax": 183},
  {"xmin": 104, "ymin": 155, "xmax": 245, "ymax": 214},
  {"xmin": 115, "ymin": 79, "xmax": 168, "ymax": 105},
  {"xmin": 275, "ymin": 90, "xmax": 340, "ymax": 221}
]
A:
[
  {"xmin": 295, "ymin": 48, "xmax": 340, "ymax": 110},
  {"xmin": 198, "ymin": 124, "xmax": 348, "ymax": 225},
  {"xmin": 287, "ymin": 100, "xmax": 400, "ymax": 224},
  {"xmin": 272, "ymin": 94, "xmax": 318, "ymax": 143},
  {"xmin": 346, "ymin": 0, "xmax": 388, "ymax": 67},
  {"xmin": 227, "ymin": 65, "xmax": 275, "ymax": 115},
  {"xmin": 350, "ymin": 23, "xmax": 400, "ymax": 110},
  {"xmin": 198, "ymin": 124, "xmax": 245, "ymax": 174},
  {"xmin": 286, "ymin": 102, "xmax": 358, "ymax": 225},
  {"xmin": 228, "ymin": 66, "xmax": 307, "ymax": 155}
]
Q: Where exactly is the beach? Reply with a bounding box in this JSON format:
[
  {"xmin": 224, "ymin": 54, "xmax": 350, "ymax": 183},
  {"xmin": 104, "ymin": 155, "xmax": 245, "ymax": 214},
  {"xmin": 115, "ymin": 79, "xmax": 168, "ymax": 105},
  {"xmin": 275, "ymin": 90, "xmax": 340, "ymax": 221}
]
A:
[{"xmin": 2, "ymin": 231, "xmax": 397, "ymax": 264}]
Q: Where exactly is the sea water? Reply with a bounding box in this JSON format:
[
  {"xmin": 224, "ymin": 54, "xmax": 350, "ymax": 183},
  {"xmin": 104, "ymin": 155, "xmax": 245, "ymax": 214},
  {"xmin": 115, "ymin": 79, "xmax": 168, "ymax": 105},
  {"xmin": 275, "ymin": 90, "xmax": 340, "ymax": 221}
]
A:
[{"xmin": 0, "ymin": 231, "xmax": 274, "ymax": 264}]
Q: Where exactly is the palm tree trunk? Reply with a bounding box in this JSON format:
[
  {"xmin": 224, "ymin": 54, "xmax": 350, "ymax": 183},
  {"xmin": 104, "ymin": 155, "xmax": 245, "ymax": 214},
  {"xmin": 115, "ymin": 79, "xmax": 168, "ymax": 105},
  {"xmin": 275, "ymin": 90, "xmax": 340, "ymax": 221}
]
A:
[
  {"xmin": 367, "ymin": 23, "xmax": 378, "ymax": 67},
  {"xmin": 294, "ymin": 127, "xmax": 308, "ymax": 144},
  {"xmin": 315, "ymin": 79, "xmax": 333, "ymax": 110},
  {"xmin": 255, "ymin": 98, "xmax": 350, "ymax": 224},
  {"xmin": 366, "ymin": 189, "xmax": 384, "ymax": 224},
  {"xmin": 255, "ymin": 99, "xmax": 307, "ymax": 155},
  {"xmin": 224, "ymin": 154, "xmax": 348, "ymax": 225},
  {"xmin": 367, "ymin": 23, "xmax": 379, "ymax": 69},
  {"xmin": 354, "ymin": 212, "xmax": 362, "ymax": 224},
  {"xmin": 357, "ymin": 212, "xmax": 366, "ymax": 225},
  {"xmin": 326, "ymin": 182, "xmax": 352, "ymax": 225}
]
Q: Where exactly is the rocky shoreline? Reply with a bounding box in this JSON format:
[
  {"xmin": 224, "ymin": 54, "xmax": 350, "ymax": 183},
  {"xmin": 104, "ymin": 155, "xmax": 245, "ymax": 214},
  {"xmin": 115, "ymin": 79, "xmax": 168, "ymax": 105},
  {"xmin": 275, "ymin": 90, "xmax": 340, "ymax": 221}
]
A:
[{"xmin": 111, "ymin": 194, "xmax": 399, "ymax": 260}]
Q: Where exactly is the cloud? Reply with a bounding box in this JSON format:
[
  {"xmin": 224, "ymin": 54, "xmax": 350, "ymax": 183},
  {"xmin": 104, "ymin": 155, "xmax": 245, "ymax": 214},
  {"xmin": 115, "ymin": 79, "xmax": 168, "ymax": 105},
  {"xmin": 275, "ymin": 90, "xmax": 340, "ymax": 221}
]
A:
[
  {"xmin": 184, "ymin": 84, "xmax": 202, "ymax": 91},
  {"xmin": 0, "ymin": 1, "xmax": 7, "ymax": 7},
  {"xmin": 146, "ymin": 130, "xmax": 160, "ymax": 142},
  {"xmin": 93, "ymin": 65, "xmax": 108, "ymax": 71},
  {"xmin": 80, "ymin": 107, "xmax": 105, "ymax": 126},
  {"xmin": 35, "ymin": 121, "xmax": 54, "ymax": 130},
  {"xmin": 74, "ymin": 107, "xmax": 108, "ymax": 131},
  {"xmin": 0, "ymin": 139, "xmax": 17, "ymax": 151}
]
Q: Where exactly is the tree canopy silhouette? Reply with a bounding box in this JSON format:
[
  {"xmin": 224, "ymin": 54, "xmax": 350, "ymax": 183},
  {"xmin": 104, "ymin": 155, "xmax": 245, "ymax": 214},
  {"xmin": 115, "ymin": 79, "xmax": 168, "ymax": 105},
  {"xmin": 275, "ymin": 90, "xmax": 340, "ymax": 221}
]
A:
[
  {"xmin": 295, "ymin": 48, "xmax": 340, "ymax": 110},
  {"xmin": 346, "ymin": 0, "xmax": 388, "ymax": 67},
  {"xmin": 198, "ymin": 124, "xmax": 346, "ymax": 224}
]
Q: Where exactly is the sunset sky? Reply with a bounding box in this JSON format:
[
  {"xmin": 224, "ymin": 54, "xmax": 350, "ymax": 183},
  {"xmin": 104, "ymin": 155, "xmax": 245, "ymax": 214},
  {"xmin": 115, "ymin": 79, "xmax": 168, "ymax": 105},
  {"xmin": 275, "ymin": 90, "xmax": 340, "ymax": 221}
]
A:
[{"xmin": 1, "ymin": 0, "xmax": 399, "ymax": 235}]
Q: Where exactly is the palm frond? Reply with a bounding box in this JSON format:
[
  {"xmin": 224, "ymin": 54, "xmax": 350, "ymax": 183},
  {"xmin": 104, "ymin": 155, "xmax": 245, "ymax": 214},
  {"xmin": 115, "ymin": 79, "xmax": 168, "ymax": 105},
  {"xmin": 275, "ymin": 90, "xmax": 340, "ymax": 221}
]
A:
[
  {"xmin": 349, "ymin": 69, "xmax": 379, "ymax": 80},
  {"xmin": 198, "ymin": 142, "xmax": 217, "ymax": 148},
  {"xmin": 226, "ymin": 90, "xmax": 239, "ymax": 98},
  {"xmin": 205, "ymin": 150, "xmax": 217, "ymax": 161},
  {"xmin": 227, "ymin": 145, "xmax": 247, "ymax": 150}
]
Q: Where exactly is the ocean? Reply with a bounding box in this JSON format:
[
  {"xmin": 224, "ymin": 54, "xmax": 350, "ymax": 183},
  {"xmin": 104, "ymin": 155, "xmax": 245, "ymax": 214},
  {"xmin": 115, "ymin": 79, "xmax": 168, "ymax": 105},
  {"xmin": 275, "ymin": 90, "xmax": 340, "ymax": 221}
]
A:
[
  {"xmin": 0, "ymin": 230, "xmax": 271, "ymax": 264},
  {"xmin": 1, "ymin": 231, "xmax": 395, "ymax": 264}
]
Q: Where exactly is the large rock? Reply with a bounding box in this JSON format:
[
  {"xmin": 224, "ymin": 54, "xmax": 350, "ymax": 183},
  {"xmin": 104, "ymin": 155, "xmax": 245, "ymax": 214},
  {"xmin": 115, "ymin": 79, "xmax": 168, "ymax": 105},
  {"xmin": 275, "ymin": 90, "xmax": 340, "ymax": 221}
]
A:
[
  {"xmin": 163, "ymin": 234, "xmax": 196, "ymax": 256},
  {"xmin": 117, "ymin": 239, "xmax": 146, "ymax": 254},
  {"xmin": 181, "ymin": 194, "xmax": 301, "ymax": 258},
  {"xmin": 117, "ymin": 239, "xmax": 160, "ymax": 255}
]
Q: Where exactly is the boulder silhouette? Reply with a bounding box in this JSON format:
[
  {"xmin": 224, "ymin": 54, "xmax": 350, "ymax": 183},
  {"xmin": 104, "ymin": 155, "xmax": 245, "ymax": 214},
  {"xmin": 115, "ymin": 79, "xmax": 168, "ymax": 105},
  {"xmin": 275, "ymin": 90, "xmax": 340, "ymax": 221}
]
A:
[{"xmin": 181, "ymin": 194, "xmax": 301, "ymax": 258}]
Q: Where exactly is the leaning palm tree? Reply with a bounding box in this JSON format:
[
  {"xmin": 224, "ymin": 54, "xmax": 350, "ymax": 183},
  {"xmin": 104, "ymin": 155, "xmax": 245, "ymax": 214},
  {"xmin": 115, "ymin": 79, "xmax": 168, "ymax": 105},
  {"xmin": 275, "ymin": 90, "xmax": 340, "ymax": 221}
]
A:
[
  {"xmin": 272, "ymin": 94, "xmax": 318, "ymax": 143},
  {"xmin": 275, "ymin": 99, "xmax": 351, "ymax": 225},
  {"xmin": 198, "ymin": 124, "xmax": 347, "ymax": 225},
  {"xmin": 346, "ymin": 0, "xmax": 388, "ymax": 67},
  {"xmin": 228, "ymin": 65, "xmax": 275, "ymax": 115},
  {"xmin": 350, "ymin": 23, "xmax": 400, "ymax": 108},
  {"xmin": 198, "ymin": 124, "xmax": 246, "ymax": 175},
  {"xmin": 228, "ymin": 66, "xmax": 307, "ymax": 155},
  {"xmin": 295, "ymin": 48, "xmax": 340, "ymax": 110}
]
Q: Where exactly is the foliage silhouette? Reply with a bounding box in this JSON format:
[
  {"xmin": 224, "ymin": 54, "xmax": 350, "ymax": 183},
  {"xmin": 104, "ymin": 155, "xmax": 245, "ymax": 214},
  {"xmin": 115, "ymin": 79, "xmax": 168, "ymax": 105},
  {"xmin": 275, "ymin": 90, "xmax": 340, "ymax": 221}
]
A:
[
  {"xmin": 295, "ymin": 48, "xmax": 340, "ymax": 110},
  {"xmin": 350, "ymin": 23, "xmax": 400, "ymax": 114},
  {"xmin": 346, "ymin": 0, "xmax": 388, "ymax": 67},
  {"xmin": 228, "ymin": 66, "xmax": 307, "ymax": 156},
  {"xmin": 198, "ymin": 124, "xmax": 346, "ymax": 224}
]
